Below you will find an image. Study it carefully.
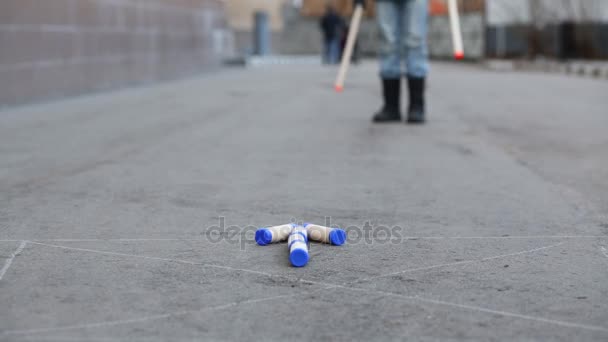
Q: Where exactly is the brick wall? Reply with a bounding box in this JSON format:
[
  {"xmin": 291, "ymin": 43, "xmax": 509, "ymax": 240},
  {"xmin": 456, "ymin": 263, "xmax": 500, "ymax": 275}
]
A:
[{"xmin": 0, "ymin": 0, "xmax": 233, "ymax": 107}]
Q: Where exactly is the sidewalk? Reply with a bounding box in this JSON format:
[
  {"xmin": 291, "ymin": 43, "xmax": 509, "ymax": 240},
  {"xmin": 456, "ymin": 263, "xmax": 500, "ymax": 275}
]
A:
[{"xmin": 1, "ymin": 62, "xmax": 607, "ymax": 341}]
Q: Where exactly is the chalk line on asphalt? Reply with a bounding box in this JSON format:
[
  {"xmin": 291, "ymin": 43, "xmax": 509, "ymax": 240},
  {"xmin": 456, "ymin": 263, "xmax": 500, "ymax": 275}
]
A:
[
  {"xmin": 311, "ymin": 241, "xmax": 607, "ymax": 333},
  {"xmin": 339, "ymin": 286, "xmax": 608, "ymax": 333},
  {"xmin": 14, "ymin": 336, "xmax": 119, "ymax": 342},
  {"xmin": 1, "ymin": 290, "xmax": 319, "ymax": 336},
  {"xmin": 7, "ymin": 240, "xmax": 604, "ymax": 335},
  {"xmin": 26, "ymin": 241, "xmax": 326, "ymax": 287},
  {"xmin": 0, "ymin": 240, "xmax": 27, "ymax": 281},
  {"xmin": 0, "ymin": 235, "xmax": 606, "ymax": 243},
  {"xmin": 399, "ymin": 235, "xmax": 605, "ymax": 240},
  {"xmin": 27, "ymin": 241, "xmax": 565, "ymax": 287},
  {"xmin": 354, "ymin": 242, "xmax": 564, "ymax": 284},
  {"xmin": 7, "ymin": 279, "xmax": 608, "ymax": 336}
]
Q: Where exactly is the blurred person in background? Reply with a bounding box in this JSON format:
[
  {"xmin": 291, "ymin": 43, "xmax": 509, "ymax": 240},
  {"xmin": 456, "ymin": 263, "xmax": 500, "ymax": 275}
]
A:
[
  {"xmin": 358, "ymin": 0, "xmax": 428, "ymax": 123},
  {"xmin": 340, "ymin": 23, "xmax": 360, "ymax": 64},
  {"xmin": 320, "ymin": 5, "xmax": 344, "ymax": 64}
]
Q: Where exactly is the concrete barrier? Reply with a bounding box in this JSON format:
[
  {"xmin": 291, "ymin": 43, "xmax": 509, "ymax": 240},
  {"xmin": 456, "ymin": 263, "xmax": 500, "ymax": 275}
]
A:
[{"xmin": 0, "ymin": 0, "xmax": 234, "ymax": 107}]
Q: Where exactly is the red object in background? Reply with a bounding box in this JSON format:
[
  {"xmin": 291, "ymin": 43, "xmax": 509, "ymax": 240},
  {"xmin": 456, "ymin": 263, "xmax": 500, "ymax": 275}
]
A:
[
  {"xmin": 454, "ymin": 51, "xmax": 464, "ymax": 60},
  {"xmin": 430, "ymin": 0, "xmax": 448, "ymax": 15}
]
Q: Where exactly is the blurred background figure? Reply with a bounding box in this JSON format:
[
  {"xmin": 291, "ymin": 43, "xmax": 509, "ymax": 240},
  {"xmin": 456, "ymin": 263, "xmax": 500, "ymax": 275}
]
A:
[
  {"xmin": 320, "ymin": 4, "xmax": 345, "ymax": 64},
  {"xmin": 1, "ymin": 0, "xmax": 607, "ymax": 108},
  {"xmin": 340, "ymin": 23, "xmax": 361, "ymax": 63}
]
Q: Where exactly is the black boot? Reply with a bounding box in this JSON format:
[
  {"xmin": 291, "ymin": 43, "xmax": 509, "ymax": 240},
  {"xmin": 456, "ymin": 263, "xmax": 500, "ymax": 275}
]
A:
[
  {"xmin": 372, "ymin": 79, "xmax": 402, "ymax": 123},
  {"xmin": 406, "ymin": 76, "xmax": 425, "ymax": 124}
]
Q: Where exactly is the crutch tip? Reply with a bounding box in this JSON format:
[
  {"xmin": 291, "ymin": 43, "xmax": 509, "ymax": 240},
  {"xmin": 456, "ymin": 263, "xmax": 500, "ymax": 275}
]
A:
[
  {"xmin": 454, "ymin": 51, "xmax": 464, "ymax": 60},
  {"xmin": 334, "ymin": 85, "xmax": 343, "ymax": 92}
]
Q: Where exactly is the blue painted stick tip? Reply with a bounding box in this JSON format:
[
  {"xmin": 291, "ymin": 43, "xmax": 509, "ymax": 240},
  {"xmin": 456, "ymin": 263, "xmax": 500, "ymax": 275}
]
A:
[
  {"xmin": 255, "ymin": 228, "xmax": 272, "ymax": 246},
  {"xmin": 289, "ymin": 249, "xmax": 309, "ymax": 267},
  {"xmin": 329, "ymin": 229, "xmax": 347, "ymax": 246}
]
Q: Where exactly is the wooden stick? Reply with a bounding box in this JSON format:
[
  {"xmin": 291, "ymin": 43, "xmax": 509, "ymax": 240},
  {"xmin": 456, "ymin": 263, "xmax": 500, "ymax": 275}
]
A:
[
  {"xmin": 447, "ymin": 0, "xmax": 464, "ymax": 60},
  {"xmin": 334, "ymin": 4, "xmax": 364, "ymax": 92}
]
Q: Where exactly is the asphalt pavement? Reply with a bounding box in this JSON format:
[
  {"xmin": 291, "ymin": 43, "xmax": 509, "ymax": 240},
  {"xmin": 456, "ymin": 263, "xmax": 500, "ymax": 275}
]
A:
[{"xmin": 1, "ymin": 62, "xmax": 607, "ymax": 341}]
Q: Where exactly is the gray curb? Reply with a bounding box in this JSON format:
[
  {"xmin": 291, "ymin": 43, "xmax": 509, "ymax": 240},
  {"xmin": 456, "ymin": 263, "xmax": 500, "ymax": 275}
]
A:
[{"xmin": 485, "ymin": 59, "xmax": 608, "ymax": 80}]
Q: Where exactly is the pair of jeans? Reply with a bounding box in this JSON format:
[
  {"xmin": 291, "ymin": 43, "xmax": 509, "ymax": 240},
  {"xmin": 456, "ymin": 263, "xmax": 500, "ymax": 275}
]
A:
[
  {"xmin": 377, "ymin": 0, "xmax": 429, "ymax": 79},
  {"xmin": 323, "ymin": 38, "xmax": 340, "ymax": 64}
]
